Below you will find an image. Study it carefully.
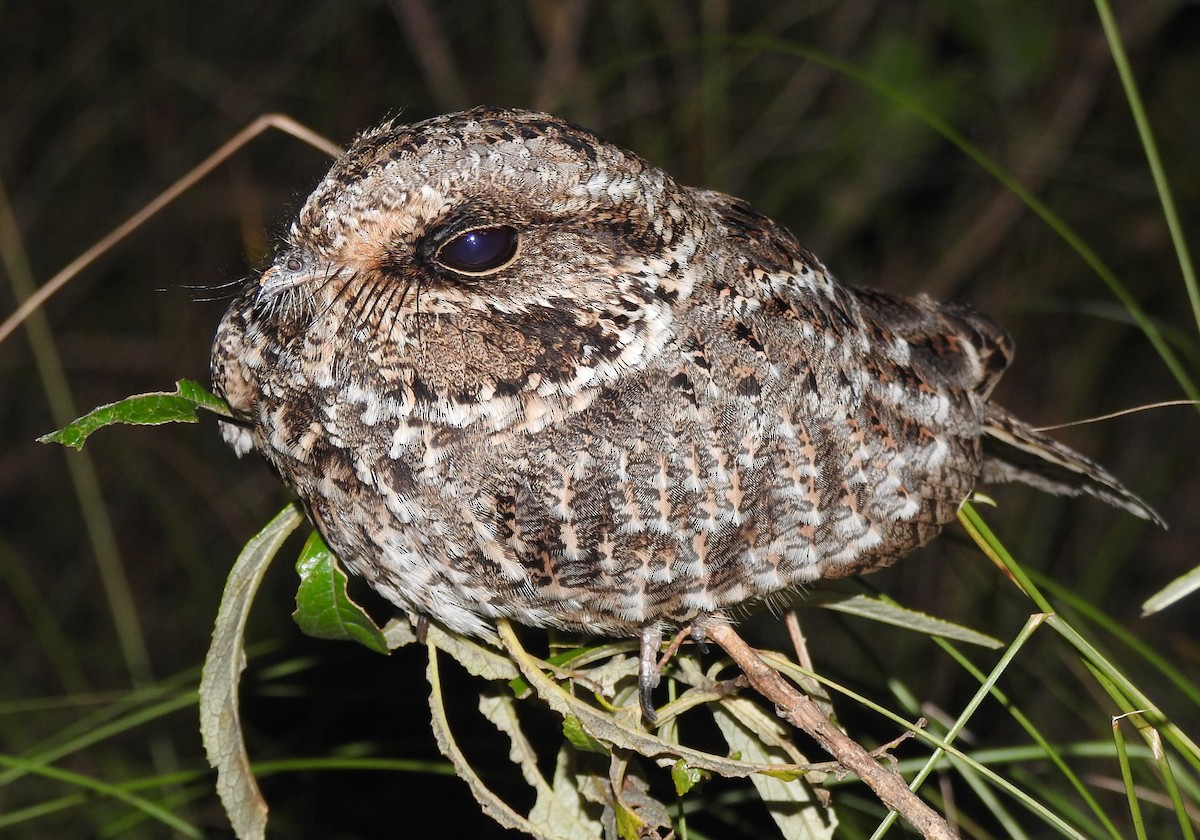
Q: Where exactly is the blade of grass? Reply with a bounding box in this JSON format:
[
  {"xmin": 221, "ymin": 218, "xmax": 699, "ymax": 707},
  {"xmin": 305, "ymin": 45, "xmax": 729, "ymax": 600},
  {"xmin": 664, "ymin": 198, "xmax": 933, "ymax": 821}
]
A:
[
  {"xmin": 869, "ymin": 613, "xmax": 1108, "ymax": 840},
  {"xmin": 957, "ymin": 502, "xmax": 1054, "ymax": 613},
  {"xmin": 738, "ymin": 34, "xmax": 1199, "ymax": 403},
  {"xmin": 1095, "ymin": 667, "xmax": 1195, "ymax": 838},
  {"xmin": 765, "ymin": 654, "xmax": 1090, "ymax": 839},
  {"xmin": 0, "ymin": 114, "xmax": 340, "ymax": 347},
  {"xmin": 1093, "ymin": 0, "xmax": 1199, "ymax": 336},
  {"xmin": 0, "ymin": 174, "xmax": 152, "ymax": 690},
  {"xmin": 927, "ymin": 633, "xmax": 1124, "ymax": 839},
  {"xmin": 1048, "ymin": 616, "xmax": 1200, "ymax": 775},
  {"xmin": 1151, "ymin": 727, "xmax": 1198, "ymax": 840},
  {"xmin": 0, "ymin": 693, "xmax": 196, "ymax": 787},
  {"xmin": 1114, "ymin": 713, "xmax": 1150, "ymax": 840},
  {"xmin": 0, "ymin": 753, "xmax": 203, "ymax": 838},
  {"xmin": 961, "ymin": 503, "xmax": 1200, "ymax": 779},
  {"xmin": 1031, "ymin": 570, "xmax": 1200, "ymax": 708},
  {"xmin": 0, "ymin": 794, "xmax": 88, "ymax": 830},
  {"xmin": 945, "ymin": 754, "xmax": 1030, "ymax": 840}
]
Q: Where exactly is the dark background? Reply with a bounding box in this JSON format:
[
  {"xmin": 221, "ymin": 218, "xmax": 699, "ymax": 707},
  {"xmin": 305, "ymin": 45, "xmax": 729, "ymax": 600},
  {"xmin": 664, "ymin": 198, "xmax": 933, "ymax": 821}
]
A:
[{"xmin": 2, "ymin": 1, "xmax": 1197, "ymax": 837}]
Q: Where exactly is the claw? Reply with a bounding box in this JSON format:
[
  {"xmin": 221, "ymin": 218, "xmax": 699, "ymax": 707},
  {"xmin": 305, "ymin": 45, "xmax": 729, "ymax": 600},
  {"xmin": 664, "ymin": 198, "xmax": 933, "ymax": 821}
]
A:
[
  {"xmin": 638, "ymin": 624, "xmax": 662, "ymax": 723},
  {"xmin": 690, "ymin": 622, "xmax": 710, "ymax": 654}
]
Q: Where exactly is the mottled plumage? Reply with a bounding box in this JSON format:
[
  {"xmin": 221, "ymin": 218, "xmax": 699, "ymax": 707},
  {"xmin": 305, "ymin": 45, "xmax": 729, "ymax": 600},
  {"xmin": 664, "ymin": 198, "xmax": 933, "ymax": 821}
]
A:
[{"xmin": 212, "ymin": 107, "xmax": 1160, "ymax": 718}]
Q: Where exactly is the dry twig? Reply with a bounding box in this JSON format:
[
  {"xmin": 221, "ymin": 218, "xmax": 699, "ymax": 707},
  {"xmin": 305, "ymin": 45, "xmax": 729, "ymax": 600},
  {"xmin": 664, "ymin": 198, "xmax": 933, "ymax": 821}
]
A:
[{"xmin": 707, "ymin": 621, "xmax": 958, "ymax": 840}]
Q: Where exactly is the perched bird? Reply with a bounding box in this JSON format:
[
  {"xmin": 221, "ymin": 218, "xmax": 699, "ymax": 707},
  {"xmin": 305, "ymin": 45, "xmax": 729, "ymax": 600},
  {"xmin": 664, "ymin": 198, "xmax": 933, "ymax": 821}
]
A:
[{"xmin": 212, "ymin": 107, "xmax": 1161, "ymax": 719}]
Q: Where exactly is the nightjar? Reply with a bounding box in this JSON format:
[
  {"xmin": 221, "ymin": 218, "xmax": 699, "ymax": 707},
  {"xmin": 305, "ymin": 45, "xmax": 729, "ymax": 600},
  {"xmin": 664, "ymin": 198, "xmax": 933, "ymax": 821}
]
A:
[{"xmin": 212, "ymin": 107, "xmax": 1161, "ymax": 719}]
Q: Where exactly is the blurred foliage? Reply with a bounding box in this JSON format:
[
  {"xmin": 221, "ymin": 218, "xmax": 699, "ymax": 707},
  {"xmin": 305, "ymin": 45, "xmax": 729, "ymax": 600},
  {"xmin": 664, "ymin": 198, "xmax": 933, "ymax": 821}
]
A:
[{"xmin": 2, "ymin": 1, "xmax": 1198, "ymax": 837}]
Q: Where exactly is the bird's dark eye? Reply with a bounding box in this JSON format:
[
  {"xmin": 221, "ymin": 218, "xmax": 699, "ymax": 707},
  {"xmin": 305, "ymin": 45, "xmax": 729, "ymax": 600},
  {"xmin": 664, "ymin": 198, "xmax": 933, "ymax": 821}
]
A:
[{"xmin": 435, "ymin": 225, "xmax": 519, "ymax": 275}]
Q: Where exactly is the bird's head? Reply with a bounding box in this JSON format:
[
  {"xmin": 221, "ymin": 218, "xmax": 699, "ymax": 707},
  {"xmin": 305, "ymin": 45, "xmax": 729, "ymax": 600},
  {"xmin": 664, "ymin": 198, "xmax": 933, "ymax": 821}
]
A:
[{"xmin": 213, "ymin": 107, "xmax": 712, "ymax": 437}]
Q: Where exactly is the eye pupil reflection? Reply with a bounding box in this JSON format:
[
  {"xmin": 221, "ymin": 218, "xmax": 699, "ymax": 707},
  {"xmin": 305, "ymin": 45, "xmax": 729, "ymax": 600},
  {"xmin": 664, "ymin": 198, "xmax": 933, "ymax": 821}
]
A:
[{"xmin": 437, "ymin": 226, "xmax": 518, "ymax": 273}]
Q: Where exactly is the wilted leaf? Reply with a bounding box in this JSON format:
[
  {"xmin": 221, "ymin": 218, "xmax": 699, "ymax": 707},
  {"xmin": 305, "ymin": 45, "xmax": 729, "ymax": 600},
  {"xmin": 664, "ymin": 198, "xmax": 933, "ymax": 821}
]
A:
[
  {"xmin": 292, "ymin": 531, "xmax": 388, "ymax": 654},
  {"xmin": 717, "ymin": 695, "xmax": 812, "ymax": 768},
  {"xmin": 541, "ymin": 745, "xmax": 606, "ymax": 838},
  {"xmin": 713, "ymin": 699, "xmax": 837, "ymax": 840},
  {"xmin": 382, "ymin": 616, "xmax": 419, "ymax": 649},
  {"xmin": 383, "ymin": 614, "xmax": 518, "ymax": 680},
  {"xmin": 610, "ymin": 759, "xmax": 672, "ymax": 840},
  {"xmin": 809, "ymin": 593, "xmax": 1002, "ymax": 648},
  {"xmin": 38, "ymin": 379, "xmax": 233, "ymax": 449},
  {"xmin": 199, "ymin": 503, "xmax": 304, "ymax": 840},
  {"xmin": 434, "ymin": 626, "xmax": 520, "ymax": 681},
  {"xmin": 427, "ymin": 646, "xmax": 541, "ymax": 837},
  {"xmin": 495, "ymin": 620, "xmax": 813, "ymax": 780},
  {"xmin": 482, "ymin": 691, "xmax": 603, "ymax": 840}
]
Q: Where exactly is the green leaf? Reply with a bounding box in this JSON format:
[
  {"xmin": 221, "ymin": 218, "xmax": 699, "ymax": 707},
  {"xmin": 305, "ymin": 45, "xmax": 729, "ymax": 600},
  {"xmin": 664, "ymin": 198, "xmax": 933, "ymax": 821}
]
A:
[
  {"xmin": 563, "ymin": 714, "xmax": 608, "ymax": 755},
  {"xmin": 671, "ymin": 759, "xmax": 709, "ymax": 796},
  {"xmin": 200, "ymin": 503, "xmax": 305, "ymax": 840},
  {"xmin": 808, "ymin": 593, "xmax": 1003, "ymax": 649},
  {"xmin": 614, "ymin": 798, "xmax": 645, "ymax": 840},
  {"xmin": 292, "ymin": 531, "xmax": 388, "ymax": 654},
  {"xmin": 38, "ymin": 378, "xmax": 234, "ymax": 449}
]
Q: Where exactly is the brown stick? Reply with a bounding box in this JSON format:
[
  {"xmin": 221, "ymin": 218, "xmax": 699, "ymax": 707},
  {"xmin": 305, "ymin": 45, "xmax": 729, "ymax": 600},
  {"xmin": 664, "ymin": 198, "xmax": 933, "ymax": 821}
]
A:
[
  {"xmin": 706, "ymin": 621, "xmax": 958, "ymax": 840},
  {"xmin": 0, "ymin": 114, "xmax": 341, "ymax": 348}
]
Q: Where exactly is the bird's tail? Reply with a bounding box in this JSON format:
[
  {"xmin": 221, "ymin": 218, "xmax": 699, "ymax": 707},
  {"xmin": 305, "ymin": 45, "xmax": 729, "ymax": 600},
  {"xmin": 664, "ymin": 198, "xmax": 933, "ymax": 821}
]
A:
[{"xmin": 980, "ymin": 406, "xmax": 1165, "ymax": 527}]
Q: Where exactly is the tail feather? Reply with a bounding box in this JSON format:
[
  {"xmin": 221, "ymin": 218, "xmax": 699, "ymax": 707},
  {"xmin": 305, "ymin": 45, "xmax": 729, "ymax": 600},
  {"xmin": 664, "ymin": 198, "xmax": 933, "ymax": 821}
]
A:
[{"xmin": 980, "ymin": 407, "xmax": 1165, "ymax": 527}]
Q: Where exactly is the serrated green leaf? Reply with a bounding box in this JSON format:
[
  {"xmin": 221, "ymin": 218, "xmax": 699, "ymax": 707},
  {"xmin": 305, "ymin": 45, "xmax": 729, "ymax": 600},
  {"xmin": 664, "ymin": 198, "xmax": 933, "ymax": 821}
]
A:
[
  {"xmin": 292, "ymin": 531, "xmax": 388, "ymax": 654},
  {"xmin": 671, "ymin": 759, "xmax": 709, "ymax": 796},
  {"xmin": 38, "ymin": 378, "xmax": 233, "ymax": 449},
  {"xmin": 808, "ymin": 593, "xmax": 1003, "ymax": 649},
  {"xmin": 200, "ymin": 503, "xmax": 305, "ymax": 840}
]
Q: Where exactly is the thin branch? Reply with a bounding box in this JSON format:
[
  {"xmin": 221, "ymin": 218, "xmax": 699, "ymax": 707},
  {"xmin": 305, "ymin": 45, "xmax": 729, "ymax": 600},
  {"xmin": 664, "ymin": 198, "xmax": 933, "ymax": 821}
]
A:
[
  {"xmin": 0, "ymin": 114, "xmax": 340, "ymax": 348},
  {"xmin": 706, "ymin": 621, "xmax": 958, "ymax": 840}
]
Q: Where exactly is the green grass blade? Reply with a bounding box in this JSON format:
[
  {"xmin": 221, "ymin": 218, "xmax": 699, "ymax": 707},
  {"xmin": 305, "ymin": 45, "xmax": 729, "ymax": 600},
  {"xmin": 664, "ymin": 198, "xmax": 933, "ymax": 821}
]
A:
[
  {"xmin": 0, "ymin": 753, "xmax": 203, "ymax": 838},
  {"xmin": 1113, "ymin": 714, "xmax": 1150, "ymax": 840},
  {"xmin": 1093, "ymin": 0, "xmax": 1200, "ymax": 336},
  {"xmin": 1031, "ymin": 571, "xmax": 1200, "ymax": 709},
  {"xmin": 871, "ymin": 614, "xmax": 1054, "ymax": 839}
]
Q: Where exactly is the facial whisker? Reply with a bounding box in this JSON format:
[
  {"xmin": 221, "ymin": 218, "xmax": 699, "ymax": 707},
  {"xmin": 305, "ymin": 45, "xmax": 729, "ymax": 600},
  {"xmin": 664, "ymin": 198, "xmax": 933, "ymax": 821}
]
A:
[
  {"xmin": 177, "ymin": 277, "xmax": 253, "ymax": 303},
  {"xmin": 306, "ymin": 265, "xmax": 350, "ymax": 329},
  {"xmin": 348, "ymin": 275, "xmax": 388, "ymax": 328}
]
